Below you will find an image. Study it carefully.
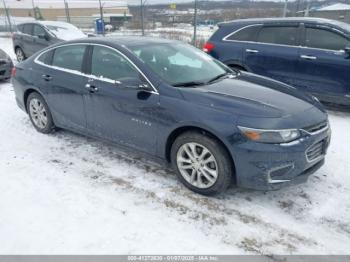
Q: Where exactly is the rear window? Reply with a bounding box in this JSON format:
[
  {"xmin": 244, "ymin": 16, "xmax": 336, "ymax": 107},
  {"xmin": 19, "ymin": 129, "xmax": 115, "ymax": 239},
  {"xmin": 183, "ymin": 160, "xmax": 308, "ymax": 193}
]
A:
[
  {"xmin": 52, "ymin": 45, "xmax": 86, "ymax": 72},
  {"xmin": 257, "ymin": 26, "xmax": 298, "ymax": 46},
  {"xmin": 225, "ymin": 25, "xmax": 260, "ymax": 42},
  {"xmin": 37, "ymin": 50, "xmax": 53, "ymax": 65}
]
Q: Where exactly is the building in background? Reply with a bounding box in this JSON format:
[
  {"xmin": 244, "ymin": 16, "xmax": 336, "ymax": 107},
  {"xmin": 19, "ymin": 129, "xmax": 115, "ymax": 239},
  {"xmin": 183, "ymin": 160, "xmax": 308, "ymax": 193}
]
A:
[
  {"xmin": 309, "ymin": 3, "xmax": 350, "ymax": 24},
  {"xmin": 1, "ymin": 0, "xmax": 131, "ymax": 28}
]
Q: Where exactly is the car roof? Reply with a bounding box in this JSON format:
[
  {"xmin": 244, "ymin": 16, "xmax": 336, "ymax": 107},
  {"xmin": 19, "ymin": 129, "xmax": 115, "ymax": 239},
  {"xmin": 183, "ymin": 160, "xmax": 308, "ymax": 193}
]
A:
[
  {"xmin": 219, "ymin": 17, "xmax": 341, "ymax": 26},
  {"xmin": 66, "ymin": 36, "xmax": 179, "ymax": 48},
  {"xmin": 17, "ymin": 20, "xmax": 72, "ymax": 27}
]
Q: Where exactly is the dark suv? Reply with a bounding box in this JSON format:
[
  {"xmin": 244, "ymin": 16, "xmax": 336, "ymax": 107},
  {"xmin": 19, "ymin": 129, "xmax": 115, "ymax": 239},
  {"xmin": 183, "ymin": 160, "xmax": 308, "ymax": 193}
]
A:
[{"xmin": 204, "ymin": 18, "xmax": 350, "ymax": 106}]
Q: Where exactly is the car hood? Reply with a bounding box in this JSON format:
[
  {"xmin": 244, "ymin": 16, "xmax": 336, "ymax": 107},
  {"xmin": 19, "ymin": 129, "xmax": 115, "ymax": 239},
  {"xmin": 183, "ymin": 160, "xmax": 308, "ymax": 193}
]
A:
[{"xmin": 179, "ymin": 72, "xmax": 322, "ymax": 119}]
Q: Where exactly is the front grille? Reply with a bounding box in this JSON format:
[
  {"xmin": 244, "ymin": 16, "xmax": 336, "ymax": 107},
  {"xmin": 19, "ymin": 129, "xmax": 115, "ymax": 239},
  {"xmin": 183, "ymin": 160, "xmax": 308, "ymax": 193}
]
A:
[
  {"xmin": 0, "ymin": 70, "xmax": 5, "ymax": 76},
  {"xmin": 306, "ymin": 140, "xmax": 325, "ymax": 162},
  {"xmin": 303, "ymin": 121, "xmax": 328, "ymax": 134}
]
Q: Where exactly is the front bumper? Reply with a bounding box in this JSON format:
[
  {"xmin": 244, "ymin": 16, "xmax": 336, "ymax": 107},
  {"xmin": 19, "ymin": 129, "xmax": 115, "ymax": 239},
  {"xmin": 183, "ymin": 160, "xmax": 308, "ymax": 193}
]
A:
[{"xmin": 231, "ymin": 124, "xmax": 331, "ymax": 191}]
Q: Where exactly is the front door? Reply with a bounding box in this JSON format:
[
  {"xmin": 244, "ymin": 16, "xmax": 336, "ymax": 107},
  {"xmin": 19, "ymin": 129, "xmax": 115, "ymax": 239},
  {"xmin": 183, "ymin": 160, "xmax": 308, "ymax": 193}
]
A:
[
  {"xmin": 244, "ymin": 24, "xmax": 300, "ymax": 86},
  {"xmin": 295, "ymin": 24, "xmax": 350, "ymax": 103},
  {"xmin": 83, "ymin": 45, "xmax": 159, "ymax": 154}
]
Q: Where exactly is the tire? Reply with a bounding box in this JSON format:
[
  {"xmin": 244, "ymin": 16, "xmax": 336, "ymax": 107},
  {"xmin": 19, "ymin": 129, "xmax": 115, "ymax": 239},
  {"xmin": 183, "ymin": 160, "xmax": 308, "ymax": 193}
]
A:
[
  {"xmin": 15, "ymin": 47, "xmax": 26, "ymax": 62},
  {"xmin": 26, "ymin": 92, "xmax": 55, "ymax": 134},
  {"xmin": 171, "ymin": 131, "xmax": 233, "ymax": 195}
]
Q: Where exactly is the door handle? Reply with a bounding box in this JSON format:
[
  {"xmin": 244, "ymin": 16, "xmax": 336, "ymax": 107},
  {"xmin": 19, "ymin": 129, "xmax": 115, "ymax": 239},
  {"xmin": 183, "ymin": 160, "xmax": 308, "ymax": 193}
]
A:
[
  {"xmin": 300, "ymin": 55, "xmax": 317, "ymax": 60},
  {"xmin": 85, "ymin": 83, "xmax": 99, "ymax": 93},
  {"xmin": 42, "ymin": 74, "xmax": 52, "ymax": 81},
  {"xmin": 246, "ymin": 49, "xmax": 259, "ymax": 54}
]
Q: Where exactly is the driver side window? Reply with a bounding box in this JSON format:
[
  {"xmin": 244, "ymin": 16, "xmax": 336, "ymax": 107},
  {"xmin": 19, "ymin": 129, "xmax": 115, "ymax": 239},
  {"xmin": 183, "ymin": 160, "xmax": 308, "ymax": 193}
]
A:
[
  {"xmin": 305, "ymin": 27, "xmax": 349, "ymax": 51},
  {"xmin": 91, "ymin": 46, "xmax": 140, "ymax": 82},
  {"xmin": 33, "ymin": 25, "xmax": 46, "ymax": 37}
]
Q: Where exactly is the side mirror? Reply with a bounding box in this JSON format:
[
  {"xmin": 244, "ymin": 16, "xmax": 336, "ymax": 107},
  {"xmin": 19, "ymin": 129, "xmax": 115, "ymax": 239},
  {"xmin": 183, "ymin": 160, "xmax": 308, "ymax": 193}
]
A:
[{"xmin": 38, "ymin": 33, "xmax": 50, "ymax": 41}]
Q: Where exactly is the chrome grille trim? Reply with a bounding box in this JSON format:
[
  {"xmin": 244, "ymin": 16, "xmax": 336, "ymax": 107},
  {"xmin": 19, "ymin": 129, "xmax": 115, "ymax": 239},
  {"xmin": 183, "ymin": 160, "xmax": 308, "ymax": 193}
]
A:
[{"xmin": 306, "ymin": 140, "xmax": 325, "ymax": 163}]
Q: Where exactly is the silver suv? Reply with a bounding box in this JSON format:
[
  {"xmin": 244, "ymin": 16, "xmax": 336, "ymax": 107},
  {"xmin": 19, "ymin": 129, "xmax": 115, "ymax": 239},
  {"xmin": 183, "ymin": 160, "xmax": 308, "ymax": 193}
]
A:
[{"xmin": 12, "ymin": 21, "xmax": 86, "ymax": 62}]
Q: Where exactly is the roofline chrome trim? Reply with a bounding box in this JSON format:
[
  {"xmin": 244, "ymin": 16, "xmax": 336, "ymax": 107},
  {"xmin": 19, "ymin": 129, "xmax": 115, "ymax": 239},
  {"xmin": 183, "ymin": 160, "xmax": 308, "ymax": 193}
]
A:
[
  {"xmin": 33, "ymin": 42, "xmax": 159, "ymax": 95},
  {"xmin": 225, "ymin": 39, "xmax": 348, "ymax": 53}
]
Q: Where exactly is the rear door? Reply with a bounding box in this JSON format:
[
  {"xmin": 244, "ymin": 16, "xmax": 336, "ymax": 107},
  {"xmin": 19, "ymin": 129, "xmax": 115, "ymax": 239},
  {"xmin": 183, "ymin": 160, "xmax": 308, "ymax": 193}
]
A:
[
  {"xmin": 295, "ymin": 24, "xmax": 350, "ymax": 103},
  {"xmin": 244, "ymin": 23, "xmax": 300, "ymax": 86},
  {"xmin": 42, "ymin": 44, "xmax": 88, "ymax": 132},
  {"xmin": 32, "ymin": 24, "xmax": 50, "ymax": 54},
  {"xmin": 21, "ymin": 23, "xmax": 35, "ymax": 56}
]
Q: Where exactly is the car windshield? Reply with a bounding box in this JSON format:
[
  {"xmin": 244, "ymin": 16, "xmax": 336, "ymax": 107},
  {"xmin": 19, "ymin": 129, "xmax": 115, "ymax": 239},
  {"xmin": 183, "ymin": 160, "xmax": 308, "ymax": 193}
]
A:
[
  {"xmin": 0, "ymin": 49, "xmax": 8, "ymax": 59},
  {"xmin": 42, "ymin": 22, "xmax": 86, "ymax": 41},
  {"xmin": 130, "ymin": 43, "xmax": 233, "ymax": 87}
]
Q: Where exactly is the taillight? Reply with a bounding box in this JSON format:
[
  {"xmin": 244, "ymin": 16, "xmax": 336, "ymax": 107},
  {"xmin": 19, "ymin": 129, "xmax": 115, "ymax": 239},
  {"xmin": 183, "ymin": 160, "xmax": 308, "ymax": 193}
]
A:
[
  {"xmin": 203, "ymin": 42, "xmax": 215, "ymax": 53},
  {"xmin": 11, "ymin": 67, "xmax": 16, "ymax": 77}
]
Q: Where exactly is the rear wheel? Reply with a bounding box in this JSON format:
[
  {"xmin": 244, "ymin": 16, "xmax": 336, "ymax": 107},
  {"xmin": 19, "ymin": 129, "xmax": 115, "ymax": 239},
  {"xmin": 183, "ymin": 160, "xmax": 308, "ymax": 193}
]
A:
[
  {"xmin": 171, "ymin": 132, "xmax": 233, "ymax": 195},
  {"xmin": 27, "ymin": 92, "xmax": 55, "ymax": 134},
  {"xmin": 15, "ymin": 47, "xmax": 25, "ymax": 62}
]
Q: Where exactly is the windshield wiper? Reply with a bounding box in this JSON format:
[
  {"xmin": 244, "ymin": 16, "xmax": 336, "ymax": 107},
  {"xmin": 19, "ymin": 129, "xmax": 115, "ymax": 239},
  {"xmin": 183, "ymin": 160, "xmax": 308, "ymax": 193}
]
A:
[
  {"xmin": 173, "ymin": 81, "xmax": 206, "ymax": 87},
  {"xmin": 206, "ymin": 72, "xmax": 232, "ymax": 84}
]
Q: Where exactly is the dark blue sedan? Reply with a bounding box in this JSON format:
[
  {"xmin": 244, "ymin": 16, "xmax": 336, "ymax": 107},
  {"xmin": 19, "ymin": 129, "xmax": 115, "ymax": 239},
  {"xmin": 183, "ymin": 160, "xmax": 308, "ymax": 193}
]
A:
[
  {"xmin": 12, "ymin": 37, "xmax": 331, "ymax": 195},
  {"xmin": 204, "ymin": 17, "xmax": 350, "ymax": 106}
]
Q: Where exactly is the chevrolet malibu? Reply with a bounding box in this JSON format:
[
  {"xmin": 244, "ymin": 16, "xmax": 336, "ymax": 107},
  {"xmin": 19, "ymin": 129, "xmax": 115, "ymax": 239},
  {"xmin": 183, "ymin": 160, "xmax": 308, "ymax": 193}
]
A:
[{"xmin": 12, "ymin": 37, "xmax": 331, "ymax": 195}]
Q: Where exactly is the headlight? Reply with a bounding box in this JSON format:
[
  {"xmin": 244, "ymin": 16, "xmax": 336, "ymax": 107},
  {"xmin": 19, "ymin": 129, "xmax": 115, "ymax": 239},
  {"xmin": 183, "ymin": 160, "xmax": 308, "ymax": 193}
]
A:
[{"xmin": 238, "ymin": 126, "xmax": 301, "ymax": 144}]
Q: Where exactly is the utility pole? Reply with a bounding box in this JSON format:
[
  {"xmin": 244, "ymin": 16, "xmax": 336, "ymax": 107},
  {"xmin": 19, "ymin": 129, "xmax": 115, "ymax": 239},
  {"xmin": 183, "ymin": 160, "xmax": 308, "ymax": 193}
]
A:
[
  {"xmin": 64, "ymin": 0, "xmax": 70, "ymax": 23},
  {"xmin": 305, "ymin": 0, "xmax": 310, "ymax": 17},
  {"xmin": 193, "ymin": 0, "xmax": 198, "ymax": 46},
  {"xmin": 141, "ymin": 0, "xmax": 145, "ymax": 36},
  {"xmin": 98, "ymin": 0, "xmax": 104, "ymax": 23},
  {"xmin": 32, "ymin": 0, "xmax": 36, "ymax": 19},
  {"xmin": 283, "ymin": 0, "xmax": 288, "ymax": 17},
  {"xmin": 2, "ymin": 0, "xmax": 12, "ymax": 32},
  {"xmin": 296, "ymin": 0, "xmax": 301, "ymax": 16}
]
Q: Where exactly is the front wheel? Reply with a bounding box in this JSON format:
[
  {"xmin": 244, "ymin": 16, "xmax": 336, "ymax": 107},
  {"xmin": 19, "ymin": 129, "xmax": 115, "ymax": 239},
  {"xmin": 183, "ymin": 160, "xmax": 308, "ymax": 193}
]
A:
[
  {"xmin": 27, "ymin": 92, "xmax": 55, "ymax": 134},
  {"xmin": 171, "ymin": 132, "xmax": 233, "ymax": 195}
]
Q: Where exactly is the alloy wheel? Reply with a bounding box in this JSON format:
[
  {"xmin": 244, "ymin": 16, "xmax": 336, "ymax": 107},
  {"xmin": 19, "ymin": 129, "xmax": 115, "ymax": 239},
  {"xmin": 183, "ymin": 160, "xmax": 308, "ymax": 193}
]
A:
[
  {"xmin": 16, "ymin": 49, "xmax": 24, "ymax": 62},
  {"xmin": 176, "ymin": 142, "xmax": 218, "ymax": 189},
  {"xmin": 29, "ymin": 98, "xmax": 48, "ymax": 129}
]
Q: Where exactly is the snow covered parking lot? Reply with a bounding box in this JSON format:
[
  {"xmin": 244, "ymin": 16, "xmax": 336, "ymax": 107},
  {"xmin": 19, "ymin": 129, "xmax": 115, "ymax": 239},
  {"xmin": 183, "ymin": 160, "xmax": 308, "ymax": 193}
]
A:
[{"xmin": 1, "ymin": 37, "xmax": 350, "ymax": 255}]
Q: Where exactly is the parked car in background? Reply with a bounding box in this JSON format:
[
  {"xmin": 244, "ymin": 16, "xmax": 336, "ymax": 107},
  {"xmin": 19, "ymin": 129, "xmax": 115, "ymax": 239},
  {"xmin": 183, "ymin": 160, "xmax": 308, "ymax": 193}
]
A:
[
  {"xmin": 0, "ymin": 49, "xmax": 13, "ymax": 81},
  {"xmin": 204, "ymin": 18, "xmax": 350, "ymax": 106},
  {"xmin": 12, "ymin": 21, "xmax": 86, "ymax": 62},
  {"xmin": 12, "ymin": 37, "xmax": 330, "ymax": 195}
]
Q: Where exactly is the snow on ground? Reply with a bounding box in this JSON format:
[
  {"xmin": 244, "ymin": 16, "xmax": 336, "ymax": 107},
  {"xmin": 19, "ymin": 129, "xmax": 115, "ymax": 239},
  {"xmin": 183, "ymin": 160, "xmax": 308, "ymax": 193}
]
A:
[{"xmin": 1, "ymin": 37, "xmax": 350, "ymax": 255}]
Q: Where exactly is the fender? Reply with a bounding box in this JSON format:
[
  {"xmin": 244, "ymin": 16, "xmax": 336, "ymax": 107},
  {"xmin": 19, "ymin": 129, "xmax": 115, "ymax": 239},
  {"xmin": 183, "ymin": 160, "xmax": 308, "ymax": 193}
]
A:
[
  {"xmin": 223, "ymin": 59, "xmax": 251, "ymax": 72},
  {"xmin": 158, "ymin": 120, "xmax": 235, "ymax": 164}
]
